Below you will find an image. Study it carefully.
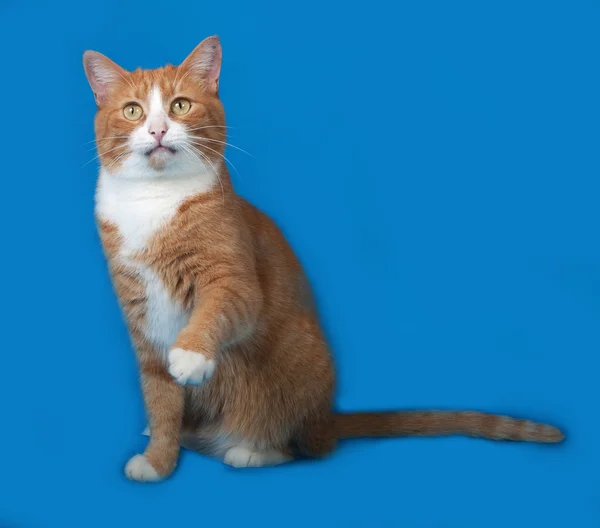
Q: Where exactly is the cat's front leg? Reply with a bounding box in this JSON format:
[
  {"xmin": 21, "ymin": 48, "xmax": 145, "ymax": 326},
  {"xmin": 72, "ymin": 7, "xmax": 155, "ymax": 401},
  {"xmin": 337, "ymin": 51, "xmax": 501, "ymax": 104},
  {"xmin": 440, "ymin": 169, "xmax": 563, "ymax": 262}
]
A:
[
  {"xmin": 125, "ymin": 336, "xmax": 184, "ymax": 483},
  {"xmin": 168, "ymin": 273, "xmax": 262, "ymax": 386}
]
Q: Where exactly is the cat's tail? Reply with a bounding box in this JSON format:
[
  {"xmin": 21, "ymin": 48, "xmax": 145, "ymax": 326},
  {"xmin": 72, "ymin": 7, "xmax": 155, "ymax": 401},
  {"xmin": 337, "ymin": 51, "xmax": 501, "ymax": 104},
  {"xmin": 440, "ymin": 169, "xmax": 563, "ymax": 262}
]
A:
[{"xmin": 333, "ymin": 410, "xmax": 564, "ymax": 443}]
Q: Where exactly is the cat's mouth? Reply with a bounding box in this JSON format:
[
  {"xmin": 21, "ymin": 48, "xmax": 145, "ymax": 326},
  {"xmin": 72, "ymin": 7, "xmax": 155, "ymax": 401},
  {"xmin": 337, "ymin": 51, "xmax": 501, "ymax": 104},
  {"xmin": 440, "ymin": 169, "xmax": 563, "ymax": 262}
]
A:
[{"xmin": 145, "ymin": 145, "xmax": 176, "ymax": 157}]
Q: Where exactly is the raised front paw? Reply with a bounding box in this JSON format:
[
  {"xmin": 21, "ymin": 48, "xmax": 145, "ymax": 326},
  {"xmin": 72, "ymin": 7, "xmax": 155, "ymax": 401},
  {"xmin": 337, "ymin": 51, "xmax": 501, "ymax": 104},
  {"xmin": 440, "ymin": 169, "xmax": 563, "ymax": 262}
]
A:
[
  {"xmin": 124, "ymin": 454, "xmax": 162, "ymax": 483},
  {"xmin": 168, "ymin": 348, "xmax": 216, "ymax": 386}
]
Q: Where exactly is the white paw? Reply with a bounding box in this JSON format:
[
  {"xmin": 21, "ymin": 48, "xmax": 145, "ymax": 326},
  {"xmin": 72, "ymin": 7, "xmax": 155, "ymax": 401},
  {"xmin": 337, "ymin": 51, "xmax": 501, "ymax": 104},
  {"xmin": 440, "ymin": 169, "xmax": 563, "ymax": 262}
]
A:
[
  {"xmin": 168, "ymin": 348, "xmax": 216, "ymax": 386},
  {"xmin": 124, "ymin": 454, "xmax": 161, "ymax": 482},
  {"xmin": 223, "ymin": 445, "xmax": 290, "ymax": 468}
]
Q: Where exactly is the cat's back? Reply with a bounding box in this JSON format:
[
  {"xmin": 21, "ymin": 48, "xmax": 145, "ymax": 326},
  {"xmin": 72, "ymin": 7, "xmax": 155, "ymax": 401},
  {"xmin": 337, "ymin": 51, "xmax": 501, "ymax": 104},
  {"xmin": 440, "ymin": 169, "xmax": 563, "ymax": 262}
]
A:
[{"xmin": 238, "ymin": 197, "xmax": 319, "ymax": 318}]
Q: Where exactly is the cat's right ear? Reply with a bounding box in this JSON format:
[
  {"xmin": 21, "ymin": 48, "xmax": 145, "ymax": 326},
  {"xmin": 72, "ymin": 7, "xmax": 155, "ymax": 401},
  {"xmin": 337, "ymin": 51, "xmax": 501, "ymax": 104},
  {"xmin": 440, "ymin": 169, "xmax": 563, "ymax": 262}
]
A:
[{"xmin": 83, "ymin": 51, "xmax": 128, "ymax": 107}]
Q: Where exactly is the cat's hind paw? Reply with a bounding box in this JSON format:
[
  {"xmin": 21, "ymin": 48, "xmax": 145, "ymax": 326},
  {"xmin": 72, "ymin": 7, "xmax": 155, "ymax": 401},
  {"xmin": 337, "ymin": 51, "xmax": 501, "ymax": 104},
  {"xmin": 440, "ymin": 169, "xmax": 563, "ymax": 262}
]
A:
[{"xmin": 223, "ymin": 445, "xmax": 290, "ymax": 468}]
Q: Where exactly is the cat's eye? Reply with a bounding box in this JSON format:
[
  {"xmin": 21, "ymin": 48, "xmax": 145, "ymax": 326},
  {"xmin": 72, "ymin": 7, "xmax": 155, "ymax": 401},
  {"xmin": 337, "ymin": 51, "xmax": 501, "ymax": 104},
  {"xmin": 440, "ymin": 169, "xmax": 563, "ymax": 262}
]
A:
[
  {"xmin": 123, "ymin": 103, "xmax": 143, "ymax": 121},
  {"xmin": 171, "ymin": 98, "xmax": 191, "ymax": 116}
]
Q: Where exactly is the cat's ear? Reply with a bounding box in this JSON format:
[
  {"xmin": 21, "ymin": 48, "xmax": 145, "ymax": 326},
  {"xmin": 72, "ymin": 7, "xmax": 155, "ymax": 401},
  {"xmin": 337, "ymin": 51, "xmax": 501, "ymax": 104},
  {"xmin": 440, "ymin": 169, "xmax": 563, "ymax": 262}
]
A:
[
  {"xmin": 179, "ymin": 36, "xmax": 222, "ymax": 94},
  {"xmin": 83, "ymin": 51, "xmax": 128, "ymax": 106}
]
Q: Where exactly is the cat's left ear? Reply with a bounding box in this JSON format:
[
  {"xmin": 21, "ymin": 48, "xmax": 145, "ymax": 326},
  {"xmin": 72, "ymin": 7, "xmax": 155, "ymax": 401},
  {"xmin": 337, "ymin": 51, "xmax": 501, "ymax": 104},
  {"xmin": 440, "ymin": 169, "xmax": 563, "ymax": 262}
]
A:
[
  {"xmin": 179, "ymin": 36, "xmax": 222, "ymax": 94},
  {"xmin": 83, "ymin": 50, "xmax": 128, "ymax": 106}
]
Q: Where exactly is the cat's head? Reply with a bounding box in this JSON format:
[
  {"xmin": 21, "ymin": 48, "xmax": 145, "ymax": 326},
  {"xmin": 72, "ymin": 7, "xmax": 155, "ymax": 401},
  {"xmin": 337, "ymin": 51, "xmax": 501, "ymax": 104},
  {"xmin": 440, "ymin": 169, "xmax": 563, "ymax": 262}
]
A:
[{"xmin": 83, "ymin": 36, "xmax": 225, "ymax": 180}]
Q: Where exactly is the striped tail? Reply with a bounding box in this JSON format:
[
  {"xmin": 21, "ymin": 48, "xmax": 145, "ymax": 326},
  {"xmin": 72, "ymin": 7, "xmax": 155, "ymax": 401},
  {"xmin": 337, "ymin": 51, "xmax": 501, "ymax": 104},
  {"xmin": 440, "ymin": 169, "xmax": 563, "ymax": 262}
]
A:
[{"xmin": 334, "ymin": 410, "xmax": 564, "ymax": 443}]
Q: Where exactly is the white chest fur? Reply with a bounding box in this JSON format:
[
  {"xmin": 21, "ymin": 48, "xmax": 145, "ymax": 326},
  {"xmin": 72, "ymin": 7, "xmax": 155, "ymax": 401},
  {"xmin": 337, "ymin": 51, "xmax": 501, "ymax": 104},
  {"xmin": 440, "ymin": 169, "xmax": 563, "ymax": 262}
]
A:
[{"xmin": 95, "ymin": 169, "xmax": 215, "ymax": 352}]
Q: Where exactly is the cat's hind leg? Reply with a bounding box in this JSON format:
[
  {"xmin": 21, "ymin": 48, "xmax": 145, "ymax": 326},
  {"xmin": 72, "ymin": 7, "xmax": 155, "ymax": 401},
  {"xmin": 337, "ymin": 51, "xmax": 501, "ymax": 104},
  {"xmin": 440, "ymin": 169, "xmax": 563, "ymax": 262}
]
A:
[{"xmin": 144, "ymin": 424, "xmax": 290, "ymax": 467}]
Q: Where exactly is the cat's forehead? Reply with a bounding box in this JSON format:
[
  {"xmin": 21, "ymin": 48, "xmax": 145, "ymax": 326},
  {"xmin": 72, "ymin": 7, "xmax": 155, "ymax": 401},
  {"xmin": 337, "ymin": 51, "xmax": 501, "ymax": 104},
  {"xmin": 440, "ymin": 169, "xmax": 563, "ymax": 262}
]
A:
[{"xmin": 121, "ymin": 65, "xmax": 189, "ymax": 101}]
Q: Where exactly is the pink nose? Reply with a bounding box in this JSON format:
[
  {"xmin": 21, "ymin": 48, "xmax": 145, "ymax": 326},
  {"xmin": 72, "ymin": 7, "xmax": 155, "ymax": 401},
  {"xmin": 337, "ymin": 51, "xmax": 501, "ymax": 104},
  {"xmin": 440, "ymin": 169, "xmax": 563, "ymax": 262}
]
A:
[{"xmin": 150, "ymin": 127, "xmax": 167, "ymax": 143}]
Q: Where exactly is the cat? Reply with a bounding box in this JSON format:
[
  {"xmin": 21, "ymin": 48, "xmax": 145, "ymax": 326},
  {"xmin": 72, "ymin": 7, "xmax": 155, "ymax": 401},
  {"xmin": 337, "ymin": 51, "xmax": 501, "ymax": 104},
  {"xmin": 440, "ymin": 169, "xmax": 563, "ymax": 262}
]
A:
[{"xmin": 83, "ymin": 36, "xmax": 564, "ymax": 482}]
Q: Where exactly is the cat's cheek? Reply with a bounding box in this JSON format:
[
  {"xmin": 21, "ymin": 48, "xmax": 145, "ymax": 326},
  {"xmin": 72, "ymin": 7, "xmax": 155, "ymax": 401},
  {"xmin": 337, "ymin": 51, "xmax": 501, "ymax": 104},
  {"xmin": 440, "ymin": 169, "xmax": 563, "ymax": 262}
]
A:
[
  {"xmin": 189, "ymin": 103, "xmax": 207, "ymax": 119},
  {"xmin": 168, "ymin": 347, "xmax": 216, "ymax": 386}
]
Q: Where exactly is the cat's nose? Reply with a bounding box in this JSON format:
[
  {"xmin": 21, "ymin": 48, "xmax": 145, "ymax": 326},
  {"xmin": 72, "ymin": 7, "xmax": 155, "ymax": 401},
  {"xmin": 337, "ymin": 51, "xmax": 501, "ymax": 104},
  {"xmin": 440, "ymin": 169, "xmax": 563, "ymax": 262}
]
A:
[{"xmin": 150, "ymin": 127, "xmax": 168, "ymax": 143}]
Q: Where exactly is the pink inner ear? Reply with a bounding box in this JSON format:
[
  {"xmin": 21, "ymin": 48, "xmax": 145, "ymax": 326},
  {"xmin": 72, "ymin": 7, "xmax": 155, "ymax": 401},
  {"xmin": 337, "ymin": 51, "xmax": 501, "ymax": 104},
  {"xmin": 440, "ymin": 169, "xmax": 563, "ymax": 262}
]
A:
[
  {"xmin": 83, "ymin": 51, "xmax": 126, "ymax": 106},
  {"xmin": 181, "ymin": 37, "xmax": 222, "ymax": 93},
  {"xmin": 204, "ymin": 40, "xmax": 222, "ymax": 90},
  {"xmin": 91, "ymin": 81, "xmax": 109, "ymax": 105}
]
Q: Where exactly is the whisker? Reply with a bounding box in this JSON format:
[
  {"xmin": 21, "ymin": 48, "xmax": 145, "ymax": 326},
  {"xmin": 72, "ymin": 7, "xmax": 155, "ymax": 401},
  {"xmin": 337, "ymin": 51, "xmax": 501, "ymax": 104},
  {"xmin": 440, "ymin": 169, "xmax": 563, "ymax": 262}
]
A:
[
  {"xmin": 82, "ymin": 136, "xmax": 129, "ymax": 146},
  {"xmin": 185, "ymin": 124, "xmax": 234, "ymax": 129},
  {"xmin": 188, "ymin": 139, "xmax": 243, "ymax": 181},
  {"xmin": 184, "ymin": 125, "xmax": 234, "ymax": 135},
  {"xmin": 190, "ymin": 146, "xmax": 225, "ymax": 202},
  {"xmin": 86, "ymin": 138, "xmax": 129, "ymax": 153},
  {"xmin": 105, "ymin": 152, "xmax": 127, "ymax": 172},
  {"xmin": 105, "ymin": 147, "xmax": 131, "ymax": 172},
  {"xmin": 193, "ymin": 137, "xmax": 255, "ymax": 158},
  {"xmin": 82, "ymin": 144, "xmax": 128, "ymax": 168},
  {"xmin": 182, "ymin": 143, "xmax": 225, "ymax": 204}
]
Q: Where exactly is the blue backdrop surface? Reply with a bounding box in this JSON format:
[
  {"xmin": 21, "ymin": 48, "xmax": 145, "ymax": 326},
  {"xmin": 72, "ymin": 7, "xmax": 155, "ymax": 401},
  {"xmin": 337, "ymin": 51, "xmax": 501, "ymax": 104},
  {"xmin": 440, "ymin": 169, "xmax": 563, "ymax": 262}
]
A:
[{"xmin": 0, "ymin": 0, "xmax": 598, "ymax": 526}]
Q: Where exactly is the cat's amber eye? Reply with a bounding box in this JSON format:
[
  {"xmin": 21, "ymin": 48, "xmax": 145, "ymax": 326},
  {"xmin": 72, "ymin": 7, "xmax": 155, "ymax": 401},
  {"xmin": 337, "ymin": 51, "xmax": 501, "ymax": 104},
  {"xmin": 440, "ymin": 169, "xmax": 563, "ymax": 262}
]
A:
[
  {"xmin": 123, "ymin": 103, "xmax": 143, "ymax": 121},
  {"xmin": 171, "ymin": 98, "xmax": 191, "ymax": 116}
]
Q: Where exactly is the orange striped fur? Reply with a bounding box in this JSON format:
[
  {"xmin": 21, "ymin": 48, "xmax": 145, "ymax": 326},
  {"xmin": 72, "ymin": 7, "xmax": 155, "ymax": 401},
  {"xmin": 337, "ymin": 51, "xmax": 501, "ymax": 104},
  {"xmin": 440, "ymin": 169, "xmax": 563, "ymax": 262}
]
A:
[{"xmin": 83, "ymin": 36, "xmax": 564, "ymax": 482}]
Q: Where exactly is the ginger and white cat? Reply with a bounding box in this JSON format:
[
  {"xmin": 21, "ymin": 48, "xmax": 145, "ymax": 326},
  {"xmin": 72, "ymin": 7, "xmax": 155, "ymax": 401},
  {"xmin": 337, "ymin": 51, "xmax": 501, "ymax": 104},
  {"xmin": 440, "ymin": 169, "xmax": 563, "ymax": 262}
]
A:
[{"xmin": 83, "ymin": 36, "xmax": 563, "ymax": 482}]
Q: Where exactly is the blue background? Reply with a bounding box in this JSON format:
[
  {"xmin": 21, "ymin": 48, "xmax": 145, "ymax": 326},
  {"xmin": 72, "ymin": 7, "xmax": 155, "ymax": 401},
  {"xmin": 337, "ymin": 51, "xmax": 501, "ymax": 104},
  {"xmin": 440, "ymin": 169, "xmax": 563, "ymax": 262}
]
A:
[{"xmin": 0, "ymin": 0, "xmax": 598, "ymax": 526}]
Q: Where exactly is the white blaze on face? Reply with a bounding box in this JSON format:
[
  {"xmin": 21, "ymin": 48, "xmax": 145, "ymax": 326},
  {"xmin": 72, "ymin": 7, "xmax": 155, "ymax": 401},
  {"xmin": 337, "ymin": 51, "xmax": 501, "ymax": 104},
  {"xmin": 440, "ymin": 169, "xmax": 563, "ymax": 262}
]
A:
[
  {"xmin": 110, "ymin": 84, "xmax": 217, "ymax": 181},
  {"xmin": 145, "ymin": 86, "xmax": 169, "ymax": 140},
  {"xmin": 128, "ymin": 85, "xmax": 170, "ymax": 155}
]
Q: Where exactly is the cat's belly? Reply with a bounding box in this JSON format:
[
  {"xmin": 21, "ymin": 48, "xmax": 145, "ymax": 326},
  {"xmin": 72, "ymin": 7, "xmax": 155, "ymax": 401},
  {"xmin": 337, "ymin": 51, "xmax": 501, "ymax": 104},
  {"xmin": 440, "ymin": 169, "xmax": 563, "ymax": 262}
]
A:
[{"xmin": 138, "ymin": 264, "xmax": 190, "ymax": 354}]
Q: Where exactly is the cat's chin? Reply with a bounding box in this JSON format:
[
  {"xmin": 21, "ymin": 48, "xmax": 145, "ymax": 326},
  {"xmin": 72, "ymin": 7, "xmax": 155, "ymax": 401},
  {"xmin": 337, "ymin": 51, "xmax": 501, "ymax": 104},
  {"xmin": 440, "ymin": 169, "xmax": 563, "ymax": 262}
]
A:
[{"xmin": 146, "ymin": 148, "xmax": 176, "ymax": 171}]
